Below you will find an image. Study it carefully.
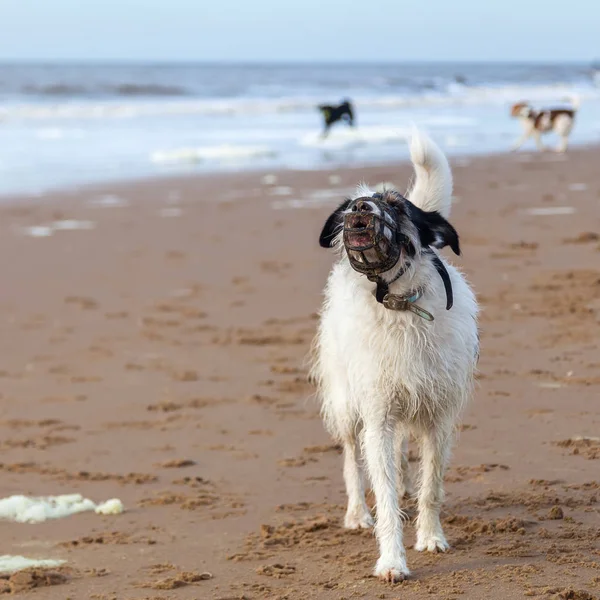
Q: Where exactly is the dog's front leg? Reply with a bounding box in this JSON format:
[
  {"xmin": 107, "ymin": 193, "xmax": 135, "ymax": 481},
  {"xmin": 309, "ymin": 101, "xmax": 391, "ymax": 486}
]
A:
[
  {"xmin": 394, "ymin": 426, "xmax": 414, "ymax": 499},
  {"xmin": 363, "ymin": 420, "xmax": 409, "ymax": 582},
  {"xmin": 511, "ymin": 131, "xmax": 530, "ymax": 151},
  {"xmin": 415, "ymin": 425, "xmax": 452, "ymax": 552},
  {"xmin": 343, "ymin": 437, "xmax": 374, "ymax": 529}
]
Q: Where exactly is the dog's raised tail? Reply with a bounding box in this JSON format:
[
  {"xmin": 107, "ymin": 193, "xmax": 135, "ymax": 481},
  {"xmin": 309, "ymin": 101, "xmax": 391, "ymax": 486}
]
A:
[{"xmin": 407, "ymin": 131, "xmax": 453, "ymax": 219}]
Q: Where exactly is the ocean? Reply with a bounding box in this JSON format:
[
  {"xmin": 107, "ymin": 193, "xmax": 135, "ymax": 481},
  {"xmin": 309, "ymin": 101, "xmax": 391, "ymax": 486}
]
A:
[{"xmin": 1, "ymin": 62, "xmax": 599, "ymax": 196}]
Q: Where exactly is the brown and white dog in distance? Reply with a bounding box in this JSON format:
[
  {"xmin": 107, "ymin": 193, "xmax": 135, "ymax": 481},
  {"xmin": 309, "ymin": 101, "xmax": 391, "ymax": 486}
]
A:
[{"xmin": 510, "ymin": 97, "xmax": 579, "ymax": 153}]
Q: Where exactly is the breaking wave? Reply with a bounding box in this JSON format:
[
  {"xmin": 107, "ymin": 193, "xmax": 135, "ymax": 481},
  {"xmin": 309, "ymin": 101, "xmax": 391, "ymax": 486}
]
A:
[{"xmin": 0, "ymin": 83, "xmax": 595, "ymax": 121}]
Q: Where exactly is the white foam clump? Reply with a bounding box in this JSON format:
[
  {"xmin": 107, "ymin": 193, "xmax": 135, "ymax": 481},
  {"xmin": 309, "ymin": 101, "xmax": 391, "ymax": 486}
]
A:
[
  {"xmin": 301, "ymin": 126, "xmax": 408, "ymax": 150},
  {"xmin": 20, "ymin": 220, "xmax": 95, "ymax": 238},
  {"xmin": 0, "ymin": 494, "xmax": 124, "ymax": 524},
  {"xmin": 568, "ymin": 183, "xmax": 588, "ymax": 192},
  {"xmin": 0, "ymin": 555, "xmax": 66, "ymax": 575},
  {"xmin": 261, "ymin": 174, "xmax": 278, "ymax": 185},
  {"xmin": 526, "ymin": 207, "xmax": 575, "ymax": 216},
  {"xmin": 269, "ymin": 186, "xmax": 293, "ymax": 196},
  {"xmin": 52, "ymin": 220, "xmax": 95, "ymax": 231},
  {"xmin": 22, "ymin": 226, "xmax": 53, "ymax": 237},
  {"xmin": 88, "ymin": 194, "xmax": 129, "ymax": 207},
  {"xmin": 151, "ymin": 145, "xmax": 276, "ymax": 165},
  {"xmin": 95, "ymin": 498, "xmax": 124, "ymax": 515}
]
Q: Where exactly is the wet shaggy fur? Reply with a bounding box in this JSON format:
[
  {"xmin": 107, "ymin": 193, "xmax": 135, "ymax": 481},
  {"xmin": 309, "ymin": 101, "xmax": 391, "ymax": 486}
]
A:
[{"xmin": 310, "ymin": 132, "xmax": 479, "ymax": 583}]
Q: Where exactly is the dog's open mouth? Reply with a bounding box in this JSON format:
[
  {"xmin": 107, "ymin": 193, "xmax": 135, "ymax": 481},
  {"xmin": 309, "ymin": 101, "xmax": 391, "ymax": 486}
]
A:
[{"xmin": 343, "ymin": 214, "xmax": 374, "ymax": 248}]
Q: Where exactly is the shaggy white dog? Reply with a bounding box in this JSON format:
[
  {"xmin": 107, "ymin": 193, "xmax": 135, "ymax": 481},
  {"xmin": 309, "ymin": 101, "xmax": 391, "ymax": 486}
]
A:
[{"xmin": 310, "ymin": 132, "xmax": 479, "ymax": 582}]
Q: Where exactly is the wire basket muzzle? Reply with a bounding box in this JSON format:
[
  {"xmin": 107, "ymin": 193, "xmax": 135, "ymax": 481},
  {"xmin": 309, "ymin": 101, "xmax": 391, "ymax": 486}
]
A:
[{"xmin": 343, "ymin": 199, "xmax": 401, "ymax": 276}]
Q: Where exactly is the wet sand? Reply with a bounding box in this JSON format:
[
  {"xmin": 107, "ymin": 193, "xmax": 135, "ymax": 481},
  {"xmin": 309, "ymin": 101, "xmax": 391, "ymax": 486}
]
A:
[{"xmin": 0, "ymin": 148, "xmax": 599, "ymax": 599}]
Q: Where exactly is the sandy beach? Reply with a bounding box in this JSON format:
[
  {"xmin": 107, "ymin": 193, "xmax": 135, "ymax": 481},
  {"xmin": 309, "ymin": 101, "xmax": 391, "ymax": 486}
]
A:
[{"xmin": 0, "ymin": 147, "xmax": 599, "ymax": 599}]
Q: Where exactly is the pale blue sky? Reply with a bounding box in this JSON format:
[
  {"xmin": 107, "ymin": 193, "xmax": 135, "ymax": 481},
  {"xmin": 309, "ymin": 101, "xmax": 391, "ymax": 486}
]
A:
[{"xmin": 1, "ymin": 0, "xmax": 598, "ymax": 62}]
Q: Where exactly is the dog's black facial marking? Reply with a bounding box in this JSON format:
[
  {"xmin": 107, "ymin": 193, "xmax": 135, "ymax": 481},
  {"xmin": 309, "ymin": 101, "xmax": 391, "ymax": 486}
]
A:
[
  {"xmin": 402, "ymin": 237, "xmax": 417, "ymax": 258},
  {"xmin": 406, "ymin": 202, "xmax": 461, "ymax": 256},
  {"xmin": 319, "ymin": 199, "xmax": 352, "ymax": 248}
]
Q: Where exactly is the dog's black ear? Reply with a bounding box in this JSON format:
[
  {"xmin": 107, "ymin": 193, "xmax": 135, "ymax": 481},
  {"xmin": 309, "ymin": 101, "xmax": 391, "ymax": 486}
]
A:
[
  {"xmin": 410, "ymin": 205, "xmax": 461, "ymax": 255},
  {"xmin": 319, "ymin": 199, "xmax": 351, "ymax": 248}
]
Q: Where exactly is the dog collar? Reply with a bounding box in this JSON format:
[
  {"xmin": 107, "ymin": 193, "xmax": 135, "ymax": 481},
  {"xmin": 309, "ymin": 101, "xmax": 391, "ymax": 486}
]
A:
[
  {"xmin": 374, "ymin": 280, "xmax": 434, "ymax": 321},
  {"xmin": 384, "ymin": 288, "xmax": 434, "ymax": 322},
  {"xmin": 372, "ymin": 251, "xmax": 454, "ymax": 322}
]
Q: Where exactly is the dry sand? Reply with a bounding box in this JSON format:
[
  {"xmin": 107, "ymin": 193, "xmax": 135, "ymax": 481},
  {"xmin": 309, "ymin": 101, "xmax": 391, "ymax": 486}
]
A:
[{"xmin": 0, "ymin": 148, "xmax": 598, "ymax": 599}]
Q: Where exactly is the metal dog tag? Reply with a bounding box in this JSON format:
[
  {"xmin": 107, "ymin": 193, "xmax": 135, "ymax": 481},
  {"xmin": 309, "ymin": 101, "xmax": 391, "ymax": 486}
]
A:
[{"xmin": 382, "ymin": 293, "xmax": 435, "ymax": 322}]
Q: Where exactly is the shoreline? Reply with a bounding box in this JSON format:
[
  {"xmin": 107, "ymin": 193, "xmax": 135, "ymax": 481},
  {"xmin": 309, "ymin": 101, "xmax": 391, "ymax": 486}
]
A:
[
  {"xmin": 2, "ymin": 142, "xmax": 600, "ymax": 209},
  {"xmin": 3, "ymin": 59, "xmax": 599, "ymax": 205}
]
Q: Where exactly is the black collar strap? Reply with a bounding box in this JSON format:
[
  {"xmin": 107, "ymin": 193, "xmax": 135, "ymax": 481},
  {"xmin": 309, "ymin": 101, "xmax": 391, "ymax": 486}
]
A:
[
  {"xmin": 375, "ymin": 279, "xmax": 389, "ymax": 303},
  {"xmin": 370, "ymin": 262, "xmax": 406, "ymax": 302},
  {"xmin": 428, "ymin": 251, "xmax": 453, "ymax": 310}
]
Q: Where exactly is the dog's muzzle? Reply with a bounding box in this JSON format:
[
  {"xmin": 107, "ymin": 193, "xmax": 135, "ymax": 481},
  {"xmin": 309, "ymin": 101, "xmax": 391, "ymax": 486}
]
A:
[{"xmin": 343, "ymin": 197, "xmax": 403, "ymax": 277}]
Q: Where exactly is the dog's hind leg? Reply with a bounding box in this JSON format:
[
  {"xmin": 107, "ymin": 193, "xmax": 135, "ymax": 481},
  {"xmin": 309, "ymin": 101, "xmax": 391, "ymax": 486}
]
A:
[
  {"xmin": 556, "ymin": 135, "xmax": 569, "ymax": 153},
  {"xmin": 363, "ymin": 419, "xmax": 410, "ymax": 582},
  {"xmin": 343, "ymin": 434, "xmax": 373, "ymax": 529},
  {"xmin": 394, "ymin": 426, "xmax": 414, "ymax": 499},
  {"xmin": 414, "ymin": 422, "xmax": 453, "ymax": 553}
]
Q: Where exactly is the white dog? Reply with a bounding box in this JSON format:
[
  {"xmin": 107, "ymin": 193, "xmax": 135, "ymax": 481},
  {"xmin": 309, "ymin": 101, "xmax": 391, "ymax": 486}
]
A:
[{"xmin": 310, "ymin": 133, "xmax": 479, "ymax": 583}]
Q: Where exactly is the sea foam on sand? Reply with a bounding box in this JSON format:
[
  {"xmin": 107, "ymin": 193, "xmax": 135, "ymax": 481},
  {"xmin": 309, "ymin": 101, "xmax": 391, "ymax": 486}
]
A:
[
  {"xmin": 0, "ymin": 556, "xmax": 66, "ymax": 575},
  {"xmin": 0, "ymin": 494, "xmax": 124, "ymax": 524},
  {"xmin": 525, "ymin": 206, "xmax": 576, "ymax": 216},
  {"xmin": 151, "ymin": 144, "xmax": 276, "ymax": 165},
  {"xmin": 19, "ymin": 220, "xmax": 96, "ymax": 238}
]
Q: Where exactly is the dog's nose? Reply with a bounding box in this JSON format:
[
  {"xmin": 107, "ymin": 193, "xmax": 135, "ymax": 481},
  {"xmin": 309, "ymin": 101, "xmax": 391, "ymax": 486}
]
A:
[{"xmin": 352, "ymin": 200, "xmax": 372, "ymax": 212}]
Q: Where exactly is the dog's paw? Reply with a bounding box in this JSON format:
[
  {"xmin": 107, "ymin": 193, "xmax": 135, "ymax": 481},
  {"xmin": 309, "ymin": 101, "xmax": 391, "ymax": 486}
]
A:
[
  {"xmin": 374, "ymin": 556, "xmax": 410, "ymax": 583},
  {"xmin": 344, "ymin": 508, "xmax": 374, "ymax": 530},
  {"xmin": 414, "ymin": 532, "xmax": 450, "ymax": 553}
]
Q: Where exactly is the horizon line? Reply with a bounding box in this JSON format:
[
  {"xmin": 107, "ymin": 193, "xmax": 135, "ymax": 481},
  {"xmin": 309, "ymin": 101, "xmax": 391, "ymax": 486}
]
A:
[{"xmin": 0, "ymin": 58, "xmax": 596, "ymax": 66}]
